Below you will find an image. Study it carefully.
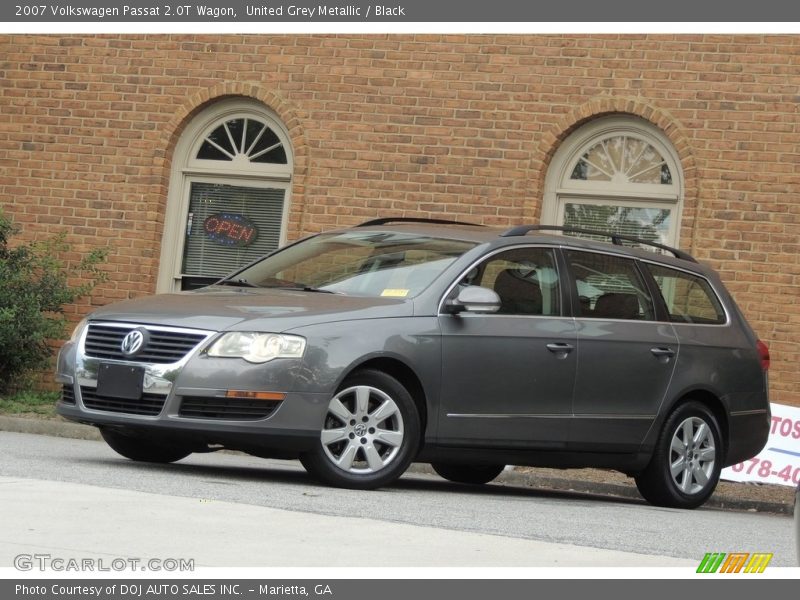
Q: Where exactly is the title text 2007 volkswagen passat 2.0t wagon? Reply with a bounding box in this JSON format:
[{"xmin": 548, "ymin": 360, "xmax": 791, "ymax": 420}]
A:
[{"xmin": 56, "ymin": 219, "xmax": 771, "ymax": 508}]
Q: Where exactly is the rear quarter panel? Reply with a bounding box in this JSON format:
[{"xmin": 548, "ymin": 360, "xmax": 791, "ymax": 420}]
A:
[{"xmin": 644, "ymin": 319, "xmax": 769, "ymax": 466}]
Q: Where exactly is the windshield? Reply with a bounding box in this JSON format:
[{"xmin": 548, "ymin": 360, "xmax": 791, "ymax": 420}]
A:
[{"xmin": 227, "ymin": 231, "xmax": 477, "ymax": 298}]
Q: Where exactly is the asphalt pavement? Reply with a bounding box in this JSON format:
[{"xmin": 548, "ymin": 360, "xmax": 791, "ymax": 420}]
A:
[
  {"xmin": 3, "ymin": 430, "xmax": 797, "ymax": 567},
  {"xmin": 0, "ymin": 414, "xmax": 794, "ymax": 515}
]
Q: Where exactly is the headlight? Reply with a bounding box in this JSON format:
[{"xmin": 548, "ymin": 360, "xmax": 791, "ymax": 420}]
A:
[
  {"xmin": 69, "ymin": 318, "xmax": 88, "ymax": 342},
  {"xmin": 207, "ymin": 332, "xmax": 306, "ymax": 363}
]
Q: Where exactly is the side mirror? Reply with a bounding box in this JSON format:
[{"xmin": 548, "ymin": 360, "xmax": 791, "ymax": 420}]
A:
[{"xmin": 445, "ymin": 286, "xmax": 501, "ymax": 314}]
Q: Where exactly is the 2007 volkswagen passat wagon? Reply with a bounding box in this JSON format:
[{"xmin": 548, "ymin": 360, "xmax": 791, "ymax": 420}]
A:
[{"xmin": 56, "ymin": 219, "xmax": 771, "ymax": 509}]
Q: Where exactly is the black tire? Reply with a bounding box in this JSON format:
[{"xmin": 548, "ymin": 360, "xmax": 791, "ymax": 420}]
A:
[
  {"xmin": 431, "ymin": 462, "xmax": 505, "ymax": 485},
  {"xmin": 635, "ymin": 401, "xmax": 723, "ymax": 509},
  {"xmin": 100, "ymin": 428, "xmax": 192, "ymax": 464},
  {"xmin": 300, "ymin": 369, "xmax": 421, "ymax": 490}
]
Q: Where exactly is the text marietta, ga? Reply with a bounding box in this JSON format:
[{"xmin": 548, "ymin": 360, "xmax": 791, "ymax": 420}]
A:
[{"xmin": 247, "ymin": 5, "xmax": 406, "ymax": 17}]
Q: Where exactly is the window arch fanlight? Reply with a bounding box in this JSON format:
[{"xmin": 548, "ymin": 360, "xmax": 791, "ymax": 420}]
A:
[
  {"xmin": 193, "ymin": 115, "xmax": 289, "ymax": 166},
  {"xmin": 541, "ymin": 116, "xmax": 684, "ymax": 252},
  {"xmin": 157, "ymin": 99, "xmax": 294, "ymax": 293}
]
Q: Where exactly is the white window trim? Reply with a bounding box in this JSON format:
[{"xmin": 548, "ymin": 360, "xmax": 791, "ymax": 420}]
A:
[
  {"xmin": 157, "ymin": 99, "xmax": 293, "ymax": 293},
  {"xmin": 542, "ymin": 116, "xmax": 684, "ymax": 248}
]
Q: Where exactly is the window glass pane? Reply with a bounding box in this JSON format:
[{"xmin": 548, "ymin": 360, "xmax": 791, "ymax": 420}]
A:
[
  {"xmin": 646, "ymin": 265, "xmax": 725, "ymax": 325},
  {"xmin": 182, "ymin": 182, "xmax": 285, "ymax": 282},
  {"xmin": 569, "ymin": 136, "xmax": 672, "ymax": 185},
  {"xmin": 252, "ymin": 145, "xmax": 288, "ymax": 164},
  {"xmin": 622, "ymin": 138, "xmax": 648, "ymax": 173},
  {"xmin": 195, "ymin": 118, "xmax": 287, "ymax": 165},
  {"xmin": 627, "ymin": 143, "xmax": 664, "ymax": 182},
  {"xmin": 573, "ymin": 147, "xmax": 613, "ymax": 181},
  {"xmin": 565, "ymin": 251, "xmax": 654, "ymax": 321},
  {"xmin": 660, "ymin": 164, "xmax": 673, "ymax": 185},
  {"xmin": 225, "ymin": 119, "xmax": 245, "ymax": 153},
  {"xmin": 563, "ymin": 202, "xmax": 671, "ymax": 250},
  {"xmin": 244, "ymin": 120, "xmax": 266, "ymax": 153},
  {"xmin": 605, "ymin": 136, "xmax": 625, "ymax": 172},
  {"xmin": 197, "ymin": 124, "xmax": 235, "ymax": 160},
  {"xmin": 570, "ymin": 161, "xmax": 589, "ymax": 180},
  {"xmin": 250, "ymin": 127, "xmax": 284, "ymax": 163},
  {"xmin": 462, "ymin": 248, "xmax": 560, "ymax": 316}
]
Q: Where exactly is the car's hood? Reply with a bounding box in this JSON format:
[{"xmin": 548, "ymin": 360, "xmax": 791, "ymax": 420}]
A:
[{"xmin": 87, "ymin": 286, "xmax": 413, "ymax": 332}]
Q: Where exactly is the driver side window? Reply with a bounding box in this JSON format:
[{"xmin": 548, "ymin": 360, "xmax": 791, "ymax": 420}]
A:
[{"xmin": 462, "ymin": 247, "xmax": 561, "ymax": 316}]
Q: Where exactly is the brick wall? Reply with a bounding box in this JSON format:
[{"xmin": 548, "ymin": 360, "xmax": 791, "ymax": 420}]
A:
[{"xmin": 1, "ymin": 34, "xmax": 798, "ymax": 405}]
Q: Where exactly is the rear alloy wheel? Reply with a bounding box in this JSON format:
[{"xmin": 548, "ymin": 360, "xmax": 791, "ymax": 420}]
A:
[
  {"xmin": 635, "ymin": 401, "xmax": 723, "ymax": 509},
  {"xmin": 100, "ymin": 428, "xmax": 192, "ymax": 464},
  {"xmin": 432, "ymin": 462, "xmax": 505, "ymax": 485},
  {"xmin": 300, "ymin": 369, "xmax": 420, "ymax": 489}
]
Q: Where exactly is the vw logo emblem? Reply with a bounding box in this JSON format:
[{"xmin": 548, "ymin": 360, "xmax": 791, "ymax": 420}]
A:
[{"xmin": 120, "ymin": 329, "xmax": 147, "ymax": 357}]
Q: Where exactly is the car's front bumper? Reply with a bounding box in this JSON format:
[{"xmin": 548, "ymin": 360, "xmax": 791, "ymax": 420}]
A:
[{"xmin": 55, "ymin": 325, "xmax": 330, "ymax": 454}]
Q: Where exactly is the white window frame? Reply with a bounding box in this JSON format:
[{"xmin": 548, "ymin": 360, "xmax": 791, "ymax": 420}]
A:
[
  {"xmin": 157, "ymin": 99, "xmax": 293, "ymax": 293},
  {"xmin": 541, "ymin": 116, "xmax": 684, "ymax": 248}
]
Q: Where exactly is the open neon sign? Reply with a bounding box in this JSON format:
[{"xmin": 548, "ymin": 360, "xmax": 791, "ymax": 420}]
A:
[{"xmin": 203, "ymin": 213, "xmax": 258, "ymax": 247}]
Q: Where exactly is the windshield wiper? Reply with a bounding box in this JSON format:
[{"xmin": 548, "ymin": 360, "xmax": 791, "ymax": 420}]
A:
[
  {"xmin": 216, "ymin": 278, "xmax": 259, "ymax": 288},
  {"xmin": 282, "ymin": 285, "xmax": 337, "ymax": 294}
]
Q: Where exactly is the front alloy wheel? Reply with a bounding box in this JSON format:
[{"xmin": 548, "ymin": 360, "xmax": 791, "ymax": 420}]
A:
[
  {"xmin": 300, "ymin": 369, "xmax": 420, "ymax": 489},
  {"xmin": 321, "ymin": 384, "xmax": 405, "ymax": 474},
  {"xmin": 635, "ymin": 401, "xmax": 723, "ymax": 509}
]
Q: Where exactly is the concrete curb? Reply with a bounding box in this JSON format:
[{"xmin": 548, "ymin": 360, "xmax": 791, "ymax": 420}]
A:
[
  {"xmin": 0, "ymin": 415, "xmax": 101, "ymax": 441},
  {"xmin": 409, "ymin": 464, "xmax": 793, "ymax": 515},
  {"xmin": 0, "ymin": 414, "xmax": 792, "ymax": 515}
]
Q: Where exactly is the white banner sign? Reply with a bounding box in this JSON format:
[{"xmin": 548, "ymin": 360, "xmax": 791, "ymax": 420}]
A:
[{"xmin": 721, "ymin": 402, "xmax": 800, "ymax": 487}]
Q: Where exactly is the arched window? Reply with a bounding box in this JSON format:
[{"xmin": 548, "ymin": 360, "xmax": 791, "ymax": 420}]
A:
[
  {"xmin": 542, "ymin": 116, "xmax": 683, "ymax": 250},
  {"xmin": 157, "ymin": 99, "xmax": 293, "ymax": 292}
]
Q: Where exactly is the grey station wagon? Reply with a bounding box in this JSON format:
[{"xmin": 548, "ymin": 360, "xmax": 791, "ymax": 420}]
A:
[{"xmin": 56, "ymin": 219, "xmax": 771, "ymax": 509}]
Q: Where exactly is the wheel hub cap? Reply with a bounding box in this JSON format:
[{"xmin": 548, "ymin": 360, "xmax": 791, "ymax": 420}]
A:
[
  {"xmin": 669, "ymin": 416, "xmax": 717, "ymax": 495},
  {"xmin": 320, "ymin": 384, "xmax": 405, "ymax": 475}
]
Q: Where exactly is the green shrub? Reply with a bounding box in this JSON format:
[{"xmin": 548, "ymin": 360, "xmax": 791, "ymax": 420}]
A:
[{"xmin": 0, "ymin": 211, "xmax": 107, "ymax": 394}]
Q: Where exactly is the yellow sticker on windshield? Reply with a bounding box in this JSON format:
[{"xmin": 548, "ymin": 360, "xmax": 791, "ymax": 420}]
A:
[{"xmin": 381, "ymin": 288, "xmax": 410, "ymax": 298}]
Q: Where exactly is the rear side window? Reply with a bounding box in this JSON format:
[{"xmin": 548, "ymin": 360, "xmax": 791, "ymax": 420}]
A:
[
  {"xmin": 646, "ymin": 264, "xmax": 726, "ymax": 325},
  {"xmin": 564, "ymin": 250, "xmax": 655, "ymax": 321}
]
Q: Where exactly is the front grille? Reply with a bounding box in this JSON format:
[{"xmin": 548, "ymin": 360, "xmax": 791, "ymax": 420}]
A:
[
  {"xmin": 80, "ymin": 386, "xmax": 166, "ymax": 416},
  {"xmin": 84, "ymin": 323, "xmax": 208, "ymax": 364},
  {"xmin": 61, "ymin": 385, "xmax": 76, "ymax": 405},
  {"xmin": 178, "ymin": 397, "xmax": 281, "ymax": 421}
]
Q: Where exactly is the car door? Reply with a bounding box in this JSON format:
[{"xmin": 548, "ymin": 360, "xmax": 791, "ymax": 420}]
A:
[
  {"xmin": 437, "ymin": 246, "xmax": 577, "ymax": 448},
  {"xmin": 563, "ymin": 249, "xmax": 679, "ymax": 452}
]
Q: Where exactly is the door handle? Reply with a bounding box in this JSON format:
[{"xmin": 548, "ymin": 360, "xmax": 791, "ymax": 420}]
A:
[
  {"xmin": 650, "ymin": 347, "xmax": 676, "ymax": 358},
  {"xmin": 546, "ymin": 343, "xmax": 574, "ymax": 354}
]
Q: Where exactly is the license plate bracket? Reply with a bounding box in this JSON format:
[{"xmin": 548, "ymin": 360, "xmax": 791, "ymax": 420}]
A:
[{"xmin": 96, "ymin": 363, "xmax": 144, "ymax": 400}]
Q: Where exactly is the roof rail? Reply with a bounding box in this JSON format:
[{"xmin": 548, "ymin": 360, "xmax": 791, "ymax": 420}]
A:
[
  {"xmin": 500, "ymin": 225, "xmax": 697, "ymax": 263},
  {"xmin": 357, "ymin": 217, "xmax": 483, "ymax": 228}
]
